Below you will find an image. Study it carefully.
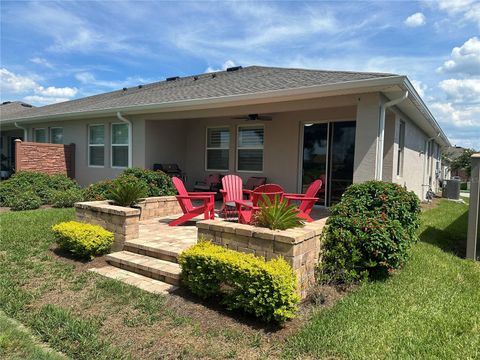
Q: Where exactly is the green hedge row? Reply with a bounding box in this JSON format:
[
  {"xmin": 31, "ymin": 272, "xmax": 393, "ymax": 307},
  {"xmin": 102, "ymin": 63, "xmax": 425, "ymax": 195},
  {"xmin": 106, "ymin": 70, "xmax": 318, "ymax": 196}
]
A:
[{"xmin": 178, "ymin": 241, "xmax": 300, "ymax": 323}]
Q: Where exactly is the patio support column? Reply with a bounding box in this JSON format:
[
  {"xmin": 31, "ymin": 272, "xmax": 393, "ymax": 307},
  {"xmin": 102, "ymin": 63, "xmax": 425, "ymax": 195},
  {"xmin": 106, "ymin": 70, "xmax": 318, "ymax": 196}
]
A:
[{"xmin": 353, "ymin": 93, "xmax": 381, "ymax": 183}]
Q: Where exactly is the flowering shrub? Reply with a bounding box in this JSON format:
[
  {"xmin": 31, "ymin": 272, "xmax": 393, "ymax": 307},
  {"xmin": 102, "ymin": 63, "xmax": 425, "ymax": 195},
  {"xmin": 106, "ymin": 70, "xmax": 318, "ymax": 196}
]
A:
[
  {"xmin": 318, "ymin": 181, "xmax": 421, "ymax": 284},
  {"xmin": 179, "ymin": 241, "xmax": 300, "ymax": 323},
  {"xmin": 52, "ymin": 221, "xmax": 114, "ymax": 260}
]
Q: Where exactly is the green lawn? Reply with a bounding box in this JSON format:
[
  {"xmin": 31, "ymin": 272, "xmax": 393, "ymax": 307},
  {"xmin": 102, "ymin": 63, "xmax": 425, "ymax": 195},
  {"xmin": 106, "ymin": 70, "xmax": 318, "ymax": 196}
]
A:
[
  {"xmin": 284, "ymin": 199, "xmax": 480, "ymax": 359},
  {"xmin": 1, "ymin": 200, "xmax": 478, "ymax": 359},
  {"xmin": 0, "ymin": 311, "xmax": 65, "ymax": 360}
]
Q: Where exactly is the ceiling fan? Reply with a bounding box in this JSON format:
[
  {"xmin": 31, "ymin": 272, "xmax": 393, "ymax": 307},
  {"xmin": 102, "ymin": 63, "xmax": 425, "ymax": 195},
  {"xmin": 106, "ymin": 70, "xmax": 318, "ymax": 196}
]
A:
[{"xmin": 233, "ymin": 113, "xmax": 273, "ymax": 121}]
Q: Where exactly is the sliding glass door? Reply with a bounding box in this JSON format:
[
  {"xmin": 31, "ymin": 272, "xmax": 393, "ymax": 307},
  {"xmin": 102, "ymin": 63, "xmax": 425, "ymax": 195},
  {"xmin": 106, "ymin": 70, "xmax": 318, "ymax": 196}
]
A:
[{"xmin": 301, "ymin": 121, "xmax": 356, "ymax": 207}]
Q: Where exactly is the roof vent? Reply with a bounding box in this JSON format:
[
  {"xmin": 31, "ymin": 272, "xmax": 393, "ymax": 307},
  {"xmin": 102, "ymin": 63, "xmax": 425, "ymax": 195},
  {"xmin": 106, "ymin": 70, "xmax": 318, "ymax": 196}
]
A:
[
  {"xmin": 226, "ymin": 66, "xmax": 242, "ymax": 72},
  {"xmin": 166, "ymin": 76, "xmax": 180, "ymax": 82},
  {"xmin": 1, "ymin": 101, "xmax": 12, "ymax": 105},
  {"xmin": 21, "ymin": 103, "xmax": 33, "ymax": 108},
  {"xmin": 211, "ymin": 73, "xmax": 216, "ymax": 78},
  {"xmin": 193, "ymin": 76, "xmax": 199, "ymax": 81},
  {"xmin": 138, "ymin": 85, "xmax": 143, "ymax": 89},
  {"xmin": 122, "ymin": 87, "xmax": 127, "ymax": 91}
]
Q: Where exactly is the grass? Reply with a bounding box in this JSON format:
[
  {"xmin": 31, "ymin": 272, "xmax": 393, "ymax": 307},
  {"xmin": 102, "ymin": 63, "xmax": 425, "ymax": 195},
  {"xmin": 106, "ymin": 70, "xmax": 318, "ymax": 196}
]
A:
[
  {"xmin": 0, "ymin": 311, "xmax": 65, "ymax": 360},
  {"xmin": 284, "ymin": 199, "xmax": 480, "ymax": 359},
  {"xmin": 1, "ymin": 200, "xmax": 478, "ymax": 359}
]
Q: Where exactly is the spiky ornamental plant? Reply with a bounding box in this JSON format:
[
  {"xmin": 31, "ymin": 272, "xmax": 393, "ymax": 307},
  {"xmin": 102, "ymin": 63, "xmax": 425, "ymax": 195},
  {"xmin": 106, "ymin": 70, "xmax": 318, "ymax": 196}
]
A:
[
  {"xmin": 109, "ymin": 178, "xmax": 148, "ymax": 207},
  {"xmin": 254, "ymin": 194, "xmax": 305, "ymax": 230}
]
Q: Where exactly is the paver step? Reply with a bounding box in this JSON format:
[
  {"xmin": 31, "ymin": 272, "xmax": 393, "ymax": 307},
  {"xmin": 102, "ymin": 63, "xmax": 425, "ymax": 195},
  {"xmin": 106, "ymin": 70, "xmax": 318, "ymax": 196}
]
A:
[
  {"xmin": 106, "ymin": 251, "xmax": 181, "ymax": 286},
  {"xmin": 124, "ymin": 239, "xmax": 184, "ymax": 263},
  {"xmin": 90, "ymin": 266, "xmax": 178, "ymax": 294}
]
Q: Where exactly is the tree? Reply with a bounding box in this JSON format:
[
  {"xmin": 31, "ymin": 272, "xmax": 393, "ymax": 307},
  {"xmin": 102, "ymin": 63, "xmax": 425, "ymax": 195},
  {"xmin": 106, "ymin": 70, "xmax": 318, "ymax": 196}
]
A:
[{"xmin": 445, "ymin": 148, "xmax": 476, "ymax": 178}]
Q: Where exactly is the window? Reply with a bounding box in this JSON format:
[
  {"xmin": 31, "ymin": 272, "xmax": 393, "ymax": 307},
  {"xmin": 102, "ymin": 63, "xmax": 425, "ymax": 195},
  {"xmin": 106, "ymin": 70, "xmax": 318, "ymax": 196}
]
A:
[
  {"xmin": 396, "ymin": 120, "xmax": 405, "ymax": 176},
  {"xmin": 34, "ymin": 128, "xmax": 47, "ymax": 143},
  {"xmin": 88, "ymin": 125, "xmax": 104, "ymax": 167},
  {"xmin": 237, "ymin": 126, "xmax": 264, "ymax": 172},
  {"xmin": 206, "ymin": 127, "xmax": 230, "ymax": 170},
  {"xmin": 50, "ymin": 127, "xmax": 63, "ymax": 144},
  {"xmin": 111, "ymin": 123, "xmax": 129, "ymax": 168}
]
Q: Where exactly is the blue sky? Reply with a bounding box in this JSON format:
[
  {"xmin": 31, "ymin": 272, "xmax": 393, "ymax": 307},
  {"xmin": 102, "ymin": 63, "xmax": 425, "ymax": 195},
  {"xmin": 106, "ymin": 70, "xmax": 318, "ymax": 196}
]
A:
[{"xmin": 1, "ymin": 0, "xmax": 479, "ymax": 148}]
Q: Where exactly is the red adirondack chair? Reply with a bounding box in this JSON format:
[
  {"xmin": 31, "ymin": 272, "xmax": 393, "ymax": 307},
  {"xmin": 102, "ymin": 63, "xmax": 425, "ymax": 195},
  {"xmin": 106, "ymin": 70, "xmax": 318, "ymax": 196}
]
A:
[
  {"xmin": 284, "ymin": 179, "xmax": 322, "ymax": 222},
  {"xmin": 219, "ymin": 175, "xmax": 254, "ymax": 218},
  {"xmin": 235, "ymin": 184, "xmax": 284, "ymax": 224},
  {"xmin": 169, "ymin": 177, "xmax": 216, "ymax": 226}
]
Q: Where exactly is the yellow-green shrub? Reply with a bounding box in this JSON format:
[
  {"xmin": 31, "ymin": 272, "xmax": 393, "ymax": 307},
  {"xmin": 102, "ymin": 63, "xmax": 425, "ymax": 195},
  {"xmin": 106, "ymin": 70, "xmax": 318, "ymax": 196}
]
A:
[
  {"xmin": 178, "ymin": 241, "xmax": 300, "ymax": 323},
  {"xmin": 51, "ymin": 221, "xmax": 114, "ymax": 260}
]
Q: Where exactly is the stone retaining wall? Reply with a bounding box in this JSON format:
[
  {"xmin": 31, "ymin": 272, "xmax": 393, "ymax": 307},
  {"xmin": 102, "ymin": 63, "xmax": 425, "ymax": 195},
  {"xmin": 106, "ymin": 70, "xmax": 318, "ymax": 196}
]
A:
[
  {"xmin": 75, "ymin": 196, "xmax": 181, "ymax": 250},
  {"xmin": 196, "ymin": 219, "xmax": 327, "ymax": 298},
  {"xmin": 136, "ymin": 196, "xmax": 181, "ymax": 220}
]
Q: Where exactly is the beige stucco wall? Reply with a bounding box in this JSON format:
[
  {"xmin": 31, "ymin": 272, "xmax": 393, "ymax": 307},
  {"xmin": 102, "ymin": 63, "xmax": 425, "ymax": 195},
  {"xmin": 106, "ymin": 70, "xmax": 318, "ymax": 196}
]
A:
[
  {"xmin": 146, "ymin": 98, "xmax": 356, "ymax": 191},
  {"xmin": 20, "ymin": 117, "xmax": 146, "ymax": 186}
]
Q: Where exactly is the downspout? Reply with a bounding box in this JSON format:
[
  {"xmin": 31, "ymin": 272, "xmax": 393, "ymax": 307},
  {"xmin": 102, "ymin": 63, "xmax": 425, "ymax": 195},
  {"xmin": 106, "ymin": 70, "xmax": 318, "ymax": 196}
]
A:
[
  {"xmin": 14, "ymin": 122, "xmax": 28, "ymax": 141},
  {"xmin": 116, "ymin": 112, "xmax": 133, "ymax": 168},
  {"xmin": 375, "ymin": 91, "xmax": 409, "ymax": 180}
]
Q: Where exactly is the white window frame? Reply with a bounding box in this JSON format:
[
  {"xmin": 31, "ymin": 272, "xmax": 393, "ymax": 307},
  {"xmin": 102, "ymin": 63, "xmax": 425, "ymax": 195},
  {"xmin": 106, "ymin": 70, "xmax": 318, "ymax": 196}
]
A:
[
  {"xmin": 205, "ymin": 126, "xmax": 230, "ymax": 171},
  {"xmin": 236, "ymin": 124, "xmax": 265, "ymax": 173},
  {"xmin": 49, "ymin": 127, "xmax": 63, "ymax": 144},
  {"xmin": 34, "ymin": 128, "xmax": 47, "ymax": 143},
  {"xmin": 396, "ymin": 120, "xmax": 405, "ymax": 177},
  {"xmin": 110, "ymin": 122, "xmax": 130, "ymax": 169},
  {"xmin": 88, "ymin": 124, "xmax": 105, "ymax": 168}
]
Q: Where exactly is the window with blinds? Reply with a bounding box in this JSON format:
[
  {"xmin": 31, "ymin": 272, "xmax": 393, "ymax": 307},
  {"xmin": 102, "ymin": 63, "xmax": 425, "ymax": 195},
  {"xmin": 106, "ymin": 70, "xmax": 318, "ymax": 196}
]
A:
[
  {"xmin": 88, "ymin": 124, "xmax": 104, "ymax": 167},
  {"xmin": 237, "ymin": 126, "xmax": 264, "ymax": 172},
  {"xmin": 206, "ymin": 127, "xmax": 230, "ymax": 170},
  {"xmin": 111, "ymin": 123, "xmax": 129, "ymax": 168}
]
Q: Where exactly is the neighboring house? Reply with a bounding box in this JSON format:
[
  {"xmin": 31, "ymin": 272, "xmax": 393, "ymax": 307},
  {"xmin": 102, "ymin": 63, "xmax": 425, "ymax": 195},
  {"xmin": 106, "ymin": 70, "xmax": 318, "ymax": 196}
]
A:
[
  {"xmin": 0, "ymin": 101, "xmax": 34, "ymax": 174},
  {"xmin": 443, "ymin": 146, "xmax": 470, "ymax": 182},
  {"xmin": 0, "ymin": 66, "xmax": 450, "ymax": 205}
]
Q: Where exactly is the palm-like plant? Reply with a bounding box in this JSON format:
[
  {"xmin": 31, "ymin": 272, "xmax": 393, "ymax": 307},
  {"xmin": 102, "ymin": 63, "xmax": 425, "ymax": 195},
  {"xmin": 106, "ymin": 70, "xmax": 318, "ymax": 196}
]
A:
[
  {"xmin": 254, "ymin": 194, "xmax": 304, "ymax": 230},
  {"xmin": 109, "ymin": 181, "xmax": 148, "ymax": 207}
]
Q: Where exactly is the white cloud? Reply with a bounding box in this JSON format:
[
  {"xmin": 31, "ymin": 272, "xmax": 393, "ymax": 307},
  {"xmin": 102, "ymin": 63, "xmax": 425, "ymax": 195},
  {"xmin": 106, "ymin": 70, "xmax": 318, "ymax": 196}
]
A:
[
  {"xmin": 433, "ymin": 0, "xmax": 480, "ymax": 26},
  {"xmin": 22, "ymin": 95, "xmax": 70, "ymax": 105},
  {"xmin": 437, "ymin": 37, "xmax": 480, "ymax": 75},
  {"xmin": 0, "ymin": 68, "xmax": 77, "ymax": 105},
  {"xmin": 430, "ymin": 101, "xmax": 480, "ymax": 127},
  {"xmin": 439, "ymin": 78, "xmax": 480, "ymax": 103},
  {"xmin": 411, "ymin": 79, "xmax": 428, "ymax": 97},
  {"xmin": 36, "ymin": 86, "xmax": 77, "ymax": 98},
  {"xmin": 30, "ymin": 57, "xmax": 53, "ymax": 68},
  {"xmin": 0, "ymin": 68, "xmax": 38, "ymax": 92},
  {"xmin": 205, "ymin": 60, "xmax": 237, "ymax": 73},
  {"xmin": 75, "ymin": 71, "xmax": 153, "ymax": 89},
  {"xmin": 404, "ymin": 12, "xmax": 426, "ymax": 27}
]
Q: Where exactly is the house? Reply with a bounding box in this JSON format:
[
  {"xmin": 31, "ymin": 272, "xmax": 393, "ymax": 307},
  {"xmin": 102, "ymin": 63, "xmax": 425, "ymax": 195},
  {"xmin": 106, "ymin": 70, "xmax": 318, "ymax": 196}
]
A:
[{"xmin": 0, "ymin": 66, "xmax": 450, "ymax": 205}]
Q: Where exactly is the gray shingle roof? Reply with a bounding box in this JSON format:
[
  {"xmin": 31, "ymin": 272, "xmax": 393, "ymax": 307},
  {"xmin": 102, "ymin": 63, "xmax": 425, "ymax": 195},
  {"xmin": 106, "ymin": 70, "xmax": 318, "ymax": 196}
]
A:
[
  {"xmin": 0, "ymin": 66, "xmax": 396, "ymax": 121},
  {"xmin": 0, "ymin": 101, "xmax": 35, "ymax": 119}
]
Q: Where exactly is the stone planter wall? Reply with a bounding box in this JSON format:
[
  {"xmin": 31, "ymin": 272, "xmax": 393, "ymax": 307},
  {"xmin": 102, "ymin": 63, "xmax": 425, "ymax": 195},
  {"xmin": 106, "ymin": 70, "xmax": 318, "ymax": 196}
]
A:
[
  {"xmin": 196, "ymin": 219, "xmax": 327, "ymax": 298},
  {"xmin": 74, "ymin": 196, "xmax": 181, "ymax": 251},
  {"xmin": 136, "ymin": 196, "xmax": 181, "ymax": 220}
]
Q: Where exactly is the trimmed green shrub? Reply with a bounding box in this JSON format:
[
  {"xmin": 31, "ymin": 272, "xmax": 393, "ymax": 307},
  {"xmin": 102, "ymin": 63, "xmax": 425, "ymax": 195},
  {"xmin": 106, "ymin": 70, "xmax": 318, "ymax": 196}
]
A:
[
  {"xmin": 0, "ymin": 171, "xmax": 80, "ymax": 206},
  {"xmin": 83, "ymin": 168, "xmax": 175, "ymax": 202},
  {"xmin": 254, "ymin": 194, "xmax": 304, "ymax": 230},
  {"xmin": 83, "ymin": 179, "xmax": 115, "ymax": 201},
  {"xmin": 318, "ymin": 181, "xmax": 421, "ymax": 284},
  {"xmin": 179, "ymin": 241, "xmax": 300, "ymax": 323},
  {"xmin": 119, "ymin": 168, "xmax": 175, "ymax": 197},
  {"xmin": 50, "ymin": 188, "xmax": 85, "ymax": 208},
  {"xmin": 9, "ymin": 191, "xmax": 42, "ymax": 211},
  {"xmin": 52, "ymin": 221, "xmax": 114, "ymax": 260},
  {"xmin": 109, "ymin": 178, "xmax": 147, "ymax": 207}
]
